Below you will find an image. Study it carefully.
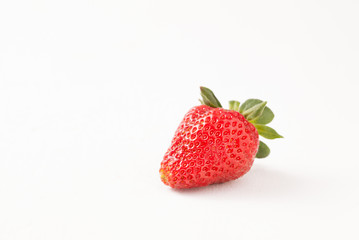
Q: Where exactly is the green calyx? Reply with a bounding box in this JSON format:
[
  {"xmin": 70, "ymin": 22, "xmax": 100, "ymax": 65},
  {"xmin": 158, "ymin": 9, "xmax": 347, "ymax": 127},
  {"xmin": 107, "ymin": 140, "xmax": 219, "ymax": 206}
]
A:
[
  {"xmin": 229, "ymin": 100, "xmax": 240, "ymax": 112},
  {"xmin": 199, "ymin": 86, "xmax": 283, "ymax": 159},
  {"xmin": 199, "ymin": 86, "xmax": 222, "ymax": 108}
]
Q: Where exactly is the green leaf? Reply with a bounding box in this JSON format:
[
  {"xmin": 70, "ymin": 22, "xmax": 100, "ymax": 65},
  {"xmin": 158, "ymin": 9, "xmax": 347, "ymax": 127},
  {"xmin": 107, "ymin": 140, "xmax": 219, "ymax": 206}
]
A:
[
  {"xmin": 200, "ymin": 86, "xmax": 222, "ymax": 108},
  {"xmin": 256, "ymin": 141, "xmax": 270, "ymax": 158},
  {"xmin": 242, "ymin": 101, "xmax": 267, "ymax": 122},
  {"xmin": 239, "ymin": 99, "xmax": 274, "ymax": 124},
  {"xmin": 252, "ymin": 107, "xmax": 274, "ymax": 124},
  {"xmin": 229, "ymin": 100, "xmax": 240, "ymax": 111},
  {"xmin": 239, "ymin": 99, "xmax": 261, "ymax": 113},
  {"xmin": 254, "ymin": 124, "xmax": 283, "ymax": 139}
]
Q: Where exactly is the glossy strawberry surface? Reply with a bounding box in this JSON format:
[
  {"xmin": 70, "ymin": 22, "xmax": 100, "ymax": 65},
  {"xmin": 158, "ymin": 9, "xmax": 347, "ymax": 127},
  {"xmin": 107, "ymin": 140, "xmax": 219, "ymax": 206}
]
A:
[{"xmin": 160, "ymin": 105, "xmax": 259, "ymax": 189}]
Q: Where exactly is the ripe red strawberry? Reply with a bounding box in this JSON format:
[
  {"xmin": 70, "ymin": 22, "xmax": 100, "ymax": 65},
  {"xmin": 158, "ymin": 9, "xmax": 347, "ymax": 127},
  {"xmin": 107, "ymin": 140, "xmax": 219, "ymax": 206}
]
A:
[{"xmin": 160, "ymin": 87, "xmax": 282, "ymax": 189}]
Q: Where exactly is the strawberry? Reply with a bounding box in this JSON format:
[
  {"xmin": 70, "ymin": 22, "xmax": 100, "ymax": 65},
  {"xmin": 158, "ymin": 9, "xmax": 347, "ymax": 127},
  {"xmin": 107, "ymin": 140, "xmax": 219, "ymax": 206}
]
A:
[{"xmin": 160, "ymin": 87, "xmax": 283, "ymax": 189}]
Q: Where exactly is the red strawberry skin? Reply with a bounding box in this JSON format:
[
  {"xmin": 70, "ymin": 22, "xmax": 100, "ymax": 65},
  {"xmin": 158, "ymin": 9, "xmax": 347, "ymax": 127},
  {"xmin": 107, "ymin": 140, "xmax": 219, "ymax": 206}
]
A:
[{"xmin": 160, "ymin": 105, "xmax": 259, "ymax": 189}]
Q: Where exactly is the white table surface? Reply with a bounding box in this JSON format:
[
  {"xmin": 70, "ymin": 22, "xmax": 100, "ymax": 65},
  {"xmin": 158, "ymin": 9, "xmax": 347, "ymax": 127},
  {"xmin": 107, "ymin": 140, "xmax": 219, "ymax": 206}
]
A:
[{"xmin": 1, "ymin": 1, "xmax": 358, "ymax": 239}]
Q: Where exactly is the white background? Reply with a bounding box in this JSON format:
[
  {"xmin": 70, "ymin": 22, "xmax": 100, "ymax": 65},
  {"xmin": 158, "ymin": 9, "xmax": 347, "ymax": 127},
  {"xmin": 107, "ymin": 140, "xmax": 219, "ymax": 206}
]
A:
[{"xmin": 1, "ymin": 1, "xmax": 359, "ymax": 239}]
